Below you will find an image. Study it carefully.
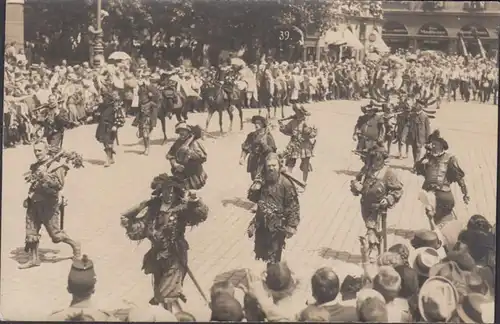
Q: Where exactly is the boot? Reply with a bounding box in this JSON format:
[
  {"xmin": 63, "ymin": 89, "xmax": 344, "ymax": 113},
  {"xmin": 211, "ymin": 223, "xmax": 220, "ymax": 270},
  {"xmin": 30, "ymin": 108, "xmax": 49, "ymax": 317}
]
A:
[
  {"xmin": 104, "ymin": 149, "xmax": 112, "ymax": 167},
  {"xmin": 19, "ymin": 243, "xmax": 41, "ymax": 269},
  {"xmin": 143, "ymin": 138, "xmax": 150, "ymax": 156},
  {"xmin": 62, "ymin": 237, "xmax": 82, "ymax": 260},
  {"xmin": 110, "ymin": 149, "xmax": 116, "ymax": 164}
]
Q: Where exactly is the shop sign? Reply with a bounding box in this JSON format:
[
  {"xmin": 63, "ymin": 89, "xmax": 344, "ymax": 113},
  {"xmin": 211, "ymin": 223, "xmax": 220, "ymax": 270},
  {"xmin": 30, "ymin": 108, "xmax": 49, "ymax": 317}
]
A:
[
  {"xmin": 417, "ymin": 23, "xmax": 448, "ymax": 36},
  {"xmin": 382, "ymin": 21, "xmax": 409, "ymax": 35},
  {"xmin": 460, "ymin": 24, "xmax": 489, "ymax": 37}
]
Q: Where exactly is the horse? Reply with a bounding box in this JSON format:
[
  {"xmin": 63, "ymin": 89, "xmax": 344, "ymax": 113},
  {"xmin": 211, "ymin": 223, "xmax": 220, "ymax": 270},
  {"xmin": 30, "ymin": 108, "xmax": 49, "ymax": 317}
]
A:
[
  {"xmin": 202, "ymin": 81, "xmax": 243, "ymax": 134},
  {"xmin": 160, "ymin": 81, "xmax": 188, "ymax": 123}
]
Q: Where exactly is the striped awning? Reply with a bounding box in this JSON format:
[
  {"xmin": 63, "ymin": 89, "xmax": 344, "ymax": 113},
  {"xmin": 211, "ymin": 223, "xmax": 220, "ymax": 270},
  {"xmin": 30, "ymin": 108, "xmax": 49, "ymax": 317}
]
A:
[{"xmin": 342, "ymin": 29, "xmax": 364, "ymax": 50}]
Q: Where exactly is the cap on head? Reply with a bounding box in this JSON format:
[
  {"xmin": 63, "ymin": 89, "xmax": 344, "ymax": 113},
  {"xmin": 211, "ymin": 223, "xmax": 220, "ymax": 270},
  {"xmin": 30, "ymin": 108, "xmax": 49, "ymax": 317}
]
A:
[{"xmin": 68, "ymin": 255, "xmax": 96, "ymax": 295}]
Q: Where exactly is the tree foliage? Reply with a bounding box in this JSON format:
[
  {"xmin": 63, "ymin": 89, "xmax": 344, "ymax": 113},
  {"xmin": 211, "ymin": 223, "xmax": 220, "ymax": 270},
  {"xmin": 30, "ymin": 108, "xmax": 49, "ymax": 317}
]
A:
[{"xmin": 24, "ymin": 0, "xmax": 343, "ymax": 65}]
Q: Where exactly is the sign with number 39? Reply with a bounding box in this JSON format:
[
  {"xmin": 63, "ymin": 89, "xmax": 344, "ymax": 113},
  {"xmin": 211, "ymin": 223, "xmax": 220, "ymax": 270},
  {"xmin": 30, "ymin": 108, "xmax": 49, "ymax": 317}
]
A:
[{"xmin": 279, "ymin": 31, "xmax": 290, "ymax": 41}]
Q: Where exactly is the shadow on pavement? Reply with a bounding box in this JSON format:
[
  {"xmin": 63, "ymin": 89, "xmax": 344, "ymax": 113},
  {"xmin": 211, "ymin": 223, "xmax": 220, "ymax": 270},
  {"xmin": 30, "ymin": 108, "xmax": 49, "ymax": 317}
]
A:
[
  {"xmin": 84, "ymin": 158, "xmax": 106, "ymax": 166},
  {"xmin": 221, "ymin": 197, "xmax": 254, "ymax": 211},
  {"xmin": 333, "ymin": 169, "xmax": 359, "ymax": 177},
  {"xmin": 150, "ymin": 138, "xmax": 175, "ymax": 146},
  {"xmin": 10, "ymin": 247, "xmax": 72, "ymax": 264},
  {"xmin": 123, "ymin": 149, "xmax": 145, "ymax": 155},
  {"xmin": 387, "ymin": 227, "xmax": 416, "ymax": 240},
  {"xmin": 387, "ymin": 164, "xmax": 413, "ymax": 172},
  {"xmin": 317, "ymin": 247, "xmax": 363, "ymax": 264}
]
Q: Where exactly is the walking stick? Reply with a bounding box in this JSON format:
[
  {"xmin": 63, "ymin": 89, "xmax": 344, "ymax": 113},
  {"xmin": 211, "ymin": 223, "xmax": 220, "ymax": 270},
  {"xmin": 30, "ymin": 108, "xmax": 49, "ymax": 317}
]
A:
[{"xmin": 115, "ymin": 130, "xmax": 120, "ymax": 146}]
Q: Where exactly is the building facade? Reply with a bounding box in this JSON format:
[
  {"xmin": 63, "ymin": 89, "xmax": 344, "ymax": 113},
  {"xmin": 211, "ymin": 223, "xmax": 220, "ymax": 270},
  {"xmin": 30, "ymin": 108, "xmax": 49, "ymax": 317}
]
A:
[
  {"xmin": 5, "ymin": 0, "xmax": 25, "ymax": 47},
  {"xmin": 382, "ymin": 1, "xmax": 500, "ymax": 56}
]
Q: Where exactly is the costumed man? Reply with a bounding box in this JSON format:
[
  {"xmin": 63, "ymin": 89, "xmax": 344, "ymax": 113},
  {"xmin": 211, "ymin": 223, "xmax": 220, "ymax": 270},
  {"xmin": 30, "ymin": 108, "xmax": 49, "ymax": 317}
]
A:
[
  {"xmin": 37, "ymin": 94, "xmax": 79, "ymax": 148},
  {"xmin": 95, "ymin": 90, "xmax": 126, "ymax": 167},
  {"xmin": 166, "ymin": 122, "xmax": 207, "ymax": 190},
  {"xmin": 414, "ymin": 130, "xmax": 470, "ymax": 228},
  {"xmin": 408, "ymin": 99, "xmax": 431, "ymax": 169},
  {"xmin": 120, "ymin": 174, "xmax": 209, "ymax": 312},
  {"xmin": 394, "ymin": 92, "xmax": 412, "ymax": 159},
  {"xmin": 240, "ymin": 115, "xmax": 277, "ymax": 181},
  {"xmin": 350, "ymin": 145, "xmax": 403, "ymax": 261},
  {"xmin": 246, "ymin": 153, "xmax": 300, "ymax": 265},
  {"xmin": 278, "ymin": 104, "xmax": 317, "ymax": 185},
  {"xmin": 134, "ymin": 82, "xmax": 160, "ymax": 155},
  {"xmin": 47, "ymin": 255, "xmax": 118, "ymax": 321},
  {"xmin": 353, "ymin": 101, "xmax": 385, "ymax": 152},
  {"xmin": 21, "ymin": 139, "xmax": 83, "ymax": 269}
]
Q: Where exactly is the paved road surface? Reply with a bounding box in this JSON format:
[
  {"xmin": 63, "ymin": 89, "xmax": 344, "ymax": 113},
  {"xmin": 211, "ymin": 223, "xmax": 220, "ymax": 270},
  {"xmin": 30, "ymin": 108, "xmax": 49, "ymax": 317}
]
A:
[{"xmin": 1, "ymin": 100, "xmax": 497, "ymax": 320}]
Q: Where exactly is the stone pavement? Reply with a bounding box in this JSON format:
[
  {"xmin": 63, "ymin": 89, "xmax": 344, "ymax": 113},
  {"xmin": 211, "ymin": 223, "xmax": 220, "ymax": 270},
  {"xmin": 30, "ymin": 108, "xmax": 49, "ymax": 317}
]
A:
[{"xmin": 1, "ymin": 100, "xmax": 497, "ymax": 320}]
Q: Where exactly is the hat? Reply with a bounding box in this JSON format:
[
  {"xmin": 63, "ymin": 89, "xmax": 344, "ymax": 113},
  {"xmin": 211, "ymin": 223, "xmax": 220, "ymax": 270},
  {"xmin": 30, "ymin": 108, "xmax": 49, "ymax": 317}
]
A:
[
  {"xmin": 457, "ymin": 293, "xmax": 491, "ymax": 324},
  {"xmin": 428, "ymin": 261, "xmax": 469, "ymax": 299},
  {"xmin": 388, "ymin": 243, "xmax": 411, "ymax": 266},
  {"xmin": 410, "ymin": 247, "xmax": 441, "ymax": 277},
  {"xmin": 262, "ymin": 262, "xmax": 299, "ymax": 303},
  {"xmin": 175, "ymin": 121, "xmax": 191, "ymax": 134},
  {"xmin": 367, "ymin": 144, "xmax": 389, "ymax": 160},
  {"xmin": 442, "ymin": 250, "xmax": 475, "ymax": 272},
  {"xmin": 298, "ymin": 305, "xmax": 330, "ymax": 321},
  {"xmin": 68, "ymin": 255, "xmax": 96, "ymax": 293},
  {"xmin": 410, "ymin": 229, "xmax": 442, "ymax": 250},
  {"xmin": 418, "ymin": 276, "xmax": 459, "ymax": 322},
  {"xmin": 356, "ymin": 288, "xmax": 386, "ymax": 308},
  {"xmin": 251, "ymin": 115, "xmax": 267, "ymax": 127},
  {"xmin": 377, "ymin": 252, "xmax": 405, "ymax": 268},
  {"xmin": 210, "ymin": 294, "xmax": 244, "ymax": 321},
  {"xmin": 467, "ymin": 270, "xmax": 489, "ymax": 295},
  {"xmin": 480, "ymin": 301, "xmax": 494, "ymax": 323},
  {"xmin": 467, "ymin": 214, "xmax": 492, "ymax": 233},
  {"xmin": 373, "ymin": 266, "xmax": 402, "ymax": 296}
]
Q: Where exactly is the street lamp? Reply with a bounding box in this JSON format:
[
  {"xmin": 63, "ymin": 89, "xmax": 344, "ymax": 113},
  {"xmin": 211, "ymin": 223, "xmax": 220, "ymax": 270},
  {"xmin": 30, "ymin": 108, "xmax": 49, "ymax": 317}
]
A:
[{"xmin": 88, "ymin": 0, "xmax": 104, "ymax": 67}]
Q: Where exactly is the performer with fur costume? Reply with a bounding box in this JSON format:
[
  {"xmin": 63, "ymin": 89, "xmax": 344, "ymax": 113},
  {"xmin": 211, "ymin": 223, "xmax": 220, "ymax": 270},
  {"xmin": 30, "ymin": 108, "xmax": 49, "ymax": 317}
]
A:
[
  {"xmin": 350, "ymin": 145, "xmax": 403, "ymax": 261},
  {"xmin": 414, "ymin": 130, "xmax": 470, "ymax": 227},
  {"xmin": 21, "ymin": 139, "xmax": 84, "ymax": 269},
  {"xmin": 247, "ymin": 153, "xmax": 301, "ymax": 265},
  {"xmin": 120, "ymin": 174, "xmax": 208, "ymax": 312},
  {"xmin": 166, "ymin": 122, "xmax": 207, "ymax": 190},
  {"xmin": 278, "ymin": 104, "xmax": 317, "ymax": 185},
  {"xmin": 95, "ymin": 90, "xmax": 125, "ymax": 167}
]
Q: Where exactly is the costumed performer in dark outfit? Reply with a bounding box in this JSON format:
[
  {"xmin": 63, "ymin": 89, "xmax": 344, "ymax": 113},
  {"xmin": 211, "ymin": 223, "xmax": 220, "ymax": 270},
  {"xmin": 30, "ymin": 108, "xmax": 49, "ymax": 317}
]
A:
[
  {"xmin": 414, "ymin": 130, "xmax": 470, "ymax": 228},
  {"xmin": 350, "ymin": 145, "xmax": 403, "ymax": 261},
  {"xmin": 120, "ymin": 174, "xmax": 209, "ymax": 313},
  {"xmin": 247, "ymin": 153, "xmax": 300, "ymax": 265},
  {"xmin": 95, "ymin": 90, "xmax": 125, "ymax": 167}
]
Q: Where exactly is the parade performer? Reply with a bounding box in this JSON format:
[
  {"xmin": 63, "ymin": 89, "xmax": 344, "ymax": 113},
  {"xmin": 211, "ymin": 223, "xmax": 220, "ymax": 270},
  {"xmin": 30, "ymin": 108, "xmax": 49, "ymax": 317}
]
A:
[
  {"xmin": 408, "ymin": 99, "xmax": 431, "ymax": 169},
  {"xmin": 240, "ymin": 115, "xmax": 277, "ymax": 181},
  {"xmin": 120, "ymin": 174, "xmax": 208, "ymax": 312},
  {"xmin": 353, "ymin": 101, "xmax": 385, "ymax": 154},
  {"xmin": 36, "ymin": 94, "xmax": 79, "ymax": 148},
  {"xmin": 166, "ymin": 122, "xmax": 207, "ymax": 190},
  {"xmin": 350, "ymin": 145, "xmax": 403, "ymax": 261},
  {"xmin": 246, "ymin": 153, "xmax": 300, "ymax": 264},
  {"xmin": 414, "ymin": 130, "xmax": 470, "ymax": 226},
  {"xmin": 278, "ymin": 104, "xmax": 317, "ymax": 185},
  {"xmin": 394, "ymin": 93, "xmax": 412, "ymax": 159},
  {"xmin": 95, "ymin": 90, "xmax": 125, "ymax": 167},
  {"xmin": 134, "ymin": 82, "xmax": 160, "ymax": 155},
  {"xmin": 21, "ymin": 139, "xmax": 84, "ymax": 269}
]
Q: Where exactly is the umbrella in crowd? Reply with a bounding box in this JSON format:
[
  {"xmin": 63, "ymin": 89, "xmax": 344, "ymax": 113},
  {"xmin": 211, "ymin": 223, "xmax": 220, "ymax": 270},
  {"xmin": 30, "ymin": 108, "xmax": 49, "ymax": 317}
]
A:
[{"xmin": 108, "ymin": 51, "xmax": 131, "ymax": 61}]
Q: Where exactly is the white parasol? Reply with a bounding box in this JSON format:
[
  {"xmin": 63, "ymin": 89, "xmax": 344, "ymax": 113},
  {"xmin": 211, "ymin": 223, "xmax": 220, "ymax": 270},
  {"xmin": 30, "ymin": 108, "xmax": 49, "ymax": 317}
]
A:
[
  {"xmin": 230, "ymin": 57, "xmax": 246, "ymax": 67},
  {"xmin": 108, "ymin": 51, "xmax": 131, "ymax": 61}
]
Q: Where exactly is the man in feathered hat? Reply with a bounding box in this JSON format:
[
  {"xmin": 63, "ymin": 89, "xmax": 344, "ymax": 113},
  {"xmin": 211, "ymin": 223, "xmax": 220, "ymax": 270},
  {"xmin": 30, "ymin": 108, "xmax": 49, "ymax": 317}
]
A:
[
  {"xmin": 414, "ymin": 130, "xmax": 470, "ymax": 225},
  {"xmin": 247, "ymin": 152, "xmax": 300, "ymax": 265},
  {"xmin": 407, "ymin": 99, "xmax": 431, "ymax": 169},
  {"xmin": 240, "ymin": 115, "xmax": 277, "ymax": 182},
  {"xmin": 21, "ymin": 139, "xmax": 82, "ymax": 269},
  {"xmin": 166, "ymin": 122, "xmax": 207, "ymax": 190},
  {"xmin": 353, "ymin": 101, "xmax": 385, "ymax": 152},
  {"xmin": 94, "ymin": 89, "xmax": 125, "ymax": 167},
  {"xmin": 350, "ymin": 144, "xmax": 403, "ymax": 261},
  {"xmin": 279, "ymin": 104, "xmax": 317, "ymax": 185},
  {"xmin": 47, "ymin": 255, "xmax": 118, "ymax": 321},
  {"xmin": 121, "ymin": 174, "xmax": 209, "ymax": 313}
]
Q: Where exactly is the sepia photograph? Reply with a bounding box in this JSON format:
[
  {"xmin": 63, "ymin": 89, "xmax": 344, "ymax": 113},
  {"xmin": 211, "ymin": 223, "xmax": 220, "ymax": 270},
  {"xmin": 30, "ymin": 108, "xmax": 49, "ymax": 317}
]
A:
[{"xmin": 2, "ymin": 0, "xmax": 497, "ymax": 321}]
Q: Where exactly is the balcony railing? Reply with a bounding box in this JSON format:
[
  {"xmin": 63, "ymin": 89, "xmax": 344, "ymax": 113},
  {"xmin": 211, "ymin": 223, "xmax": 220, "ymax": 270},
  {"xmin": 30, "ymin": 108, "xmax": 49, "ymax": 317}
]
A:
[{"xmin": 463, "ymin": 1, "xmax": 486, "ymax": 11}]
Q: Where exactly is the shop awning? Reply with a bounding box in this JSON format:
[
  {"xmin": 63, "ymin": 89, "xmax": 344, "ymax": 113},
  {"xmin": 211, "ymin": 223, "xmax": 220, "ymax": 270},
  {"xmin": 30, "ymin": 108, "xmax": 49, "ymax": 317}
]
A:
[
  {"xmin": 370, "ymin": 30, "xmax": 390, "ymax": 53},
  {"xmin": 319, "ymin": 29, "xmax": 345, "ymax": 47},
  {"xmin": 342, "ymin": 29, "xmax": 364, "ymax": 50}
]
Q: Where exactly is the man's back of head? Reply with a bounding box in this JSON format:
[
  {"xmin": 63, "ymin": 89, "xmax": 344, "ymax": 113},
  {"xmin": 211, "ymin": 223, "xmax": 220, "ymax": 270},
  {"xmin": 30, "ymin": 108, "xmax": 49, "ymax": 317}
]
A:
[{"xmin": 311, "ymin": 267, "xmax": 340, "ymax": 304}]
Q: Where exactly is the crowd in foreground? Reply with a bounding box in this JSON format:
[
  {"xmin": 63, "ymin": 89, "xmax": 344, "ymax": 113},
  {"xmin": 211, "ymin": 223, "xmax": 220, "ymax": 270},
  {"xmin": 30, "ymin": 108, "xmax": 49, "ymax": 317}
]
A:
[{"xmin": 45, "ymin": 213, "xmax": 494, "ymax": 322}]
